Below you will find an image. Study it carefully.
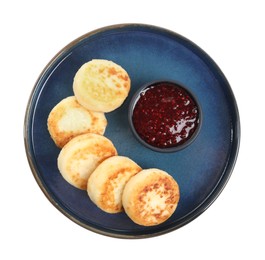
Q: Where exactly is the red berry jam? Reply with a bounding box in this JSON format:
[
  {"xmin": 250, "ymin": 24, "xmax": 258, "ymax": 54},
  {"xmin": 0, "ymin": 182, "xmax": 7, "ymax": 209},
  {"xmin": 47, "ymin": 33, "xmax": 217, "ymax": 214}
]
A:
[{"xmin": 131, "ymin": 82, "xmax": 200, "ymax": 150}]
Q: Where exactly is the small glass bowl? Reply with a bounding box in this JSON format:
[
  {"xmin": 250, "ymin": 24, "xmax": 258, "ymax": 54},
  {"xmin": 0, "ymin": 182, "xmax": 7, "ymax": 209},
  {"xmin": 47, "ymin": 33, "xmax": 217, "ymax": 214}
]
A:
[{"xmin": 128, "ymin": 80, "xmax": 202, "ymax": 153}]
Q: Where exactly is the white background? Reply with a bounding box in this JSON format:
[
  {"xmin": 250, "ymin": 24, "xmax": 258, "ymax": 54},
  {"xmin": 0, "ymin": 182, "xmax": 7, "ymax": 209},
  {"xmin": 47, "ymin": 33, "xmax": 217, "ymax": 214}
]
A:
[{"xmin": 1, "ymin": 0, "xmax": 264, "ymax": 259}]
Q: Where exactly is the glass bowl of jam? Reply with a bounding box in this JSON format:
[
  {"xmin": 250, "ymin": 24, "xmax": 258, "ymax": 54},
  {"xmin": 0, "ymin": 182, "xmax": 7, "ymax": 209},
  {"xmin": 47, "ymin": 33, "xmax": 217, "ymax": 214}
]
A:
[{"xmin": 128, "ymin": 80, "xmax": 202, "ymax": 152}]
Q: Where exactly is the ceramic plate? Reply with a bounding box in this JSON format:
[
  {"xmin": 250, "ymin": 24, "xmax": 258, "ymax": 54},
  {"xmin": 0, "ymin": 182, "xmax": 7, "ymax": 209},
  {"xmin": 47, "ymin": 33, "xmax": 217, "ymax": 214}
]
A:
[{"xmin": 24, "ymin": 24, "xmax": 240, "ymax": 238}]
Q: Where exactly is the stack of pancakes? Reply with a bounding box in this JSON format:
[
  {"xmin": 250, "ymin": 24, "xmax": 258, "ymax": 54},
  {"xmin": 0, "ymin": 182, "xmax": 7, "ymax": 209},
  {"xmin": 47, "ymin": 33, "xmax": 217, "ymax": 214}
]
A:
[{"xmin": 47, "ymin": 59, "xmax": 180, "ymax": 226}]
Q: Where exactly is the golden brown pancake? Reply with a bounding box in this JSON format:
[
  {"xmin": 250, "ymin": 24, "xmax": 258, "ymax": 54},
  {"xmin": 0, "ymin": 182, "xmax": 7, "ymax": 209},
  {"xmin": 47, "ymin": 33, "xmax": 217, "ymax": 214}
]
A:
[
  {"xmin": 47, "ymin": 96, "xmax": 107, "ymax": 148},
  {"xmin": 87, "ymin": 156, "xmax": 142, "ymax": 213},
  {"xmin": 122, "ymin": 168, "xmax": 180, "ymax": 226},
  {"xmin": 73, "ymin": 59, "xmax": 131, "ymax": 112},
  {"xmin": 57, "ymin": 133, "xmax": 117, "ymax": 190}
]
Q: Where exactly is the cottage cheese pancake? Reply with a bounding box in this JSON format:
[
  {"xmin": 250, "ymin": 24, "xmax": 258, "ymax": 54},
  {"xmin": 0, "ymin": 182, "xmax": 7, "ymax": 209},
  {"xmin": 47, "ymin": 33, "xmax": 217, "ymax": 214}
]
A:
[
  {"xmin": 73, "ymin": 59, "xmax": 131, "ymax": 112},
  {"xmin": 122, "ymin": 168, "xmax": 180, "ymax": 226},
  {"xmin": 57, "ymin": 133, "xmax": 117, "ymax": 190},
  {"xmin": 87, "ymin": 156, "xmax": 142, "ymax": 213},
  {"xmin": 48, "ymin": 96, "xmax": 107, "ymax": 148}
]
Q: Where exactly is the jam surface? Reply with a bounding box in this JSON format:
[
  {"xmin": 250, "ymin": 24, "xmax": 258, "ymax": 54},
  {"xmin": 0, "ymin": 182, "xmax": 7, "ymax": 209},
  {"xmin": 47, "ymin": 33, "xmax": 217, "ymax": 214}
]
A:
[{"xmin": 132, "ymin": 82, "xmax": 200, "ymax": 149}]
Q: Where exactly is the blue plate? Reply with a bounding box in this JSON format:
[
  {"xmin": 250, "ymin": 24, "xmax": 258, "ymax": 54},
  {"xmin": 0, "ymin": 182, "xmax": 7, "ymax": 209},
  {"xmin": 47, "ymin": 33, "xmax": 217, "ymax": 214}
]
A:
[{"xmin": 24, "ymin": 24, "xmax": 240, "ymax": 238}]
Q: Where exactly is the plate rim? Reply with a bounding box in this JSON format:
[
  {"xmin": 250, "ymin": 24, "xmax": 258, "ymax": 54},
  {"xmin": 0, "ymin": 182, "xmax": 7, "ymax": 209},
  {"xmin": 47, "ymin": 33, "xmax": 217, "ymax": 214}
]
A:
[{"xmin": 24, "ymin": 23, "xmax": 241, "ymax": 239}]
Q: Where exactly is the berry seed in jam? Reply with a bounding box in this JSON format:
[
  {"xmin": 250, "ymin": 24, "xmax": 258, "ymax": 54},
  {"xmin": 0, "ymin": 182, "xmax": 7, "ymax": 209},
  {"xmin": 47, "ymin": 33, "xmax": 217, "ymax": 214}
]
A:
[{"xmin": 130, "ymin": 81, "xmax": 201, "ymax": 152}]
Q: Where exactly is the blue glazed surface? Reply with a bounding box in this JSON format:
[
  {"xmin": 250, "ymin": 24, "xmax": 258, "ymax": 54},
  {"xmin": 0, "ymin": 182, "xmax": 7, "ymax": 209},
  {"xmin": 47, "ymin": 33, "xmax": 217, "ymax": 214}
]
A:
[{"xmin": 24, "ymin": 24, "xmax": 240, "ymax": 238}]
